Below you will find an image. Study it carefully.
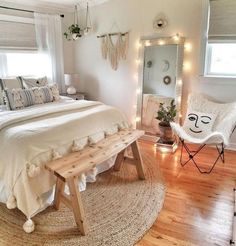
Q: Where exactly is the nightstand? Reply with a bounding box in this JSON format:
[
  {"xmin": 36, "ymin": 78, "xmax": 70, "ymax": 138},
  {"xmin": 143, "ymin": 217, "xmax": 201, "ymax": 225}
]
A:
[{"xmin": 61, "ymin": 93, "xmax": 86, "ymax": 100}]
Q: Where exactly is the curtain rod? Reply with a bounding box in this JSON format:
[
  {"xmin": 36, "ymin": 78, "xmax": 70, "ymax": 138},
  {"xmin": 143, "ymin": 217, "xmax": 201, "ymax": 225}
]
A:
[
  {"xmin": 97, "ymin": 32, "xmax": 129, "ymax": 38},
  {"xmin": 0, "ymin": 5, "xmax": 64, "ymax": 18}
]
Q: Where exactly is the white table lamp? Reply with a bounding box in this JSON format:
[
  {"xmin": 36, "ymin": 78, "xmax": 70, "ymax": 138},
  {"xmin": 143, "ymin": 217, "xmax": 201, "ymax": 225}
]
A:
[{"xmin": 64, "ymin": 74, "xmax": 78, "ymax": 95}]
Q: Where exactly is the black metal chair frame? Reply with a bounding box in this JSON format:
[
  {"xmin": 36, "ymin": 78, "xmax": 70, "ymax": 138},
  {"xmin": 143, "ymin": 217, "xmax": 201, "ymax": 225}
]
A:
[{"xmin": 179, "ymin": 138, "xmax": 225, "ymax": 174}]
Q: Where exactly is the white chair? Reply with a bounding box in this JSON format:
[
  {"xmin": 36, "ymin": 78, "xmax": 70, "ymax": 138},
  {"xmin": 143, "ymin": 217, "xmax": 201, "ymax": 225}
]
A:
[{"xmin": 171, "ymin": 93, "xmax": 236, "ymax": 174}]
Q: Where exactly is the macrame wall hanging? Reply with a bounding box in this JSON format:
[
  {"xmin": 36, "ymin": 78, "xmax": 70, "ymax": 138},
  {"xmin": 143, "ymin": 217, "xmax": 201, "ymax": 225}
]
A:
[{"xmin": 97, "ymin": 22, "xmax": 129, "ymax": 71}]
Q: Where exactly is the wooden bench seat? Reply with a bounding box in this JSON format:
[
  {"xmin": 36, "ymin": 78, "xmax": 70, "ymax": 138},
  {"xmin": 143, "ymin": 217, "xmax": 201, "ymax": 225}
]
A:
[{"xmin": 45, "ymin": 129, "xmax": 145, "ymax": 235}]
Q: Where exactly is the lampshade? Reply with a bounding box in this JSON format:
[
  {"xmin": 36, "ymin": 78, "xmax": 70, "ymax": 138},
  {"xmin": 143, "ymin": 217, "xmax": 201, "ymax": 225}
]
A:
[
  {"xmin": 64, "ymin": 74, "xmax": 72, "ymax": 86},
  {"xmin": 64, "ymin": 73, "xmax": 79, "ymax": 95}
]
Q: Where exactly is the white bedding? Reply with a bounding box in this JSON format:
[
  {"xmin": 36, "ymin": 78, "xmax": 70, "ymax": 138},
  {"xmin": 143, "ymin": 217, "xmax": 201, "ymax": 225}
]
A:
[{"xmin": 0, "ymin": 97, "xmax": 128, "ymax": 220}]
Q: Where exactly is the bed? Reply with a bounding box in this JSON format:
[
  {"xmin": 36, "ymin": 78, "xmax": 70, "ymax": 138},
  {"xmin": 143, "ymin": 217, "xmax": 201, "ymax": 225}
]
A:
[{"xmin": 0, "ymin": 96, "xmax": 128, "ymax": 231}]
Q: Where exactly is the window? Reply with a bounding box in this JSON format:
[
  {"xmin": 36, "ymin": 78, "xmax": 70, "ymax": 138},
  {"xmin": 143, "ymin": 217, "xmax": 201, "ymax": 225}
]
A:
[
  {"xmin": 5, "ymin": 52, "xmax": 51, "ymax": 77},
  {"xmin": 0, "ymin": 52, "xmax": 51, "ymax": 78},
  {"xmin": 204, "ymin": 0, "xmax": 236, "ymax": 77},
  {"xmin": 206, "ymin": 43, "xmax": 236, "ymax": 76}
]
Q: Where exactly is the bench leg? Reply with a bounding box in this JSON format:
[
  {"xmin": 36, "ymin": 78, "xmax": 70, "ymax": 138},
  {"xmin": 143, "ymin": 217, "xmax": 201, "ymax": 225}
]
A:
[
  {"xmin": 131, "ymin": 141, "xmax": 146, "ymax": 180},
  {"xmin": 54, "ymin": 177, "xmax": 65, "ymax": 210},
  {"xmin": 67, "ymin": 177, "xmax": 88, "ymax": 236},
  {"xmin": 113, "ymin": 149, "xmax": 125, "ymax": 171}
]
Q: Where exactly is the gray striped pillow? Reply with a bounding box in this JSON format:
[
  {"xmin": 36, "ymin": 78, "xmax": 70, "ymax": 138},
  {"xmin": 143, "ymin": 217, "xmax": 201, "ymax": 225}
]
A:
[{"xmin": 20, "ymin": 89, "xmax": 36, "ymax": 107}]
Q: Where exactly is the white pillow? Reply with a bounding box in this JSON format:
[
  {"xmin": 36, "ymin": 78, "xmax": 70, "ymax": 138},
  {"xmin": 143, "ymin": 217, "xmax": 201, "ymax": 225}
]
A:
[
  {"xmin": 183, "ymin": 111, "xmax": 216, "ymax": 139},
  {"xmin": 19, "ymin": 76, "xmax": 48, "ymax": 89}
]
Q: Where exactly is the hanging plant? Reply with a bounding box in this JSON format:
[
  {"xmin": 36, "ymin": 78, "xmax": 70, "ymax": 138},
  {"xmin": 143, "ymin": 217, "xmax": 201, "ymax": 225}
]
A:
[
  {"xmin": 64, "ymin": 5, "xmax": 82, "ymax": 41},
  {"xmin": 64, "ymin": 24, "xmax": 82, "ymax": 41}
]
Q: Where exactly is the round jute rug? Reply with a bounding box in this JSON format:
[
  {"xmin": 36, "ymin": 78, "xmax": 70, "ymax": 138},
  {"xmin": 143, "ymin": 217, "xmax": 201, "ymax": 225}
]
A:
[{"xmin": 0, "ymin": 151, "xmax": 165, "ymax": 246}]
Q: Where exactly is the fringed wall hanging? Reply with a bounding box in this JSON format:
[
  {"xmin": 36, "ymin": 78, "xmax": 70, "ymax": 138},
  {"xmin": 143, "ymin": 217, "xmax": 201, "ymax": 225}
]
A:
[{"xmin": 97, "ymin": 25, "xmax": 129, "ymax": 71}]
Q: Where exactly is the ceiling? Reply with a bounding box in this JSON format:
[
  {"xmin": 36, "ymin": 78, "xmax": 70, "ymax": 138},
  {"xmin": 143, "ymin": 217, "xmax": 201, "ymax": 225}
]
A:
[{"xmin": 0, "ymin": 0, "xmax": 109, "ymax": 12}]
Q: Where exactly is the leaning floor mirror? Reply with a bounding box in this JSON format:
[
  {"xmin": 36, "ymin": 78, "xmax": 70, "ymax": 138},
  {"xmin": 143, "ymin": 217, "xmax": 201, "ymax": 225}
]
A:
[{"xmin": 136, "ymin": 36, "xmax": 185, "ymax": 144}]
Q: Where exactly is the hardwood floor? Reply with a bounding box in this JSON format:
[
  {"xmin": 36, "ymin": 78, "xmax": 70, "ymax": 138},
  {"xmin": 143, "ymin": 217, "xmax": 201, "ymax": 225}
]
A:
[{"xmin": 136, "ymin": 141, "xmax": 236, "ymax": 246}]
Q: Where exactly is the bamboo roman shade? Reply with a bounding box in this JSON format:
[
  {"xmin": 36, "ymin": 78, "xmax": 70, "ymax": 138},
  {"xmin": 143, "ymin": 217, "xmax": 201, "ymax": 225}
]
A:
[
  {"xmin": 208, "ymin": 0, "xmax": 236, "ymax": 41},
  {"xmin": 0, "ymin": 13, "xmax": 36, "ymax": 50}
]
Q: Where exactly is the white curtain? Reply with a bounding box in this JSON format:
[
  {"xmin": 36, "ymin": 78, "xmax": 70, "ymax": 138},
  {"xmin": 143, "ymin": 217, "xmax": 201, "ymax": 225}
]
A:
[
  {"xmin": 34, "ymin": 13, "xmax": 66, "ymax": 93},
  {"xmin": 0, "ymin": 54, "xmax": 8, "ymax": 78}
]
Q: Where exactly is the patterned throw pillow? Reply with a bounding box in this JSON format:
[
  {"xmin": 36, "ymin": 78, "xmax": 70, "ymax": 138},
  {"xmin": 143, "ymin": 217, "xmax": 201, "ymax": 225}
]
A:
[
  {"xmin": 4, "ymin": 89, "xmax": 24, "ymax": 110},
  {"xmin": 38, "ymin": 86, "xmax": 54, "ymax": 103},
  {"xmin": 4, "ymin": 85, "xmax": 59, "ymax": 110},
  {"xmin": 49, "ymin": 84, "xmax": 60, "ymax": 101},
  {"xmin": 183, "ymin": 111, "xmax": 217, "ymax": 139},
  {"xmin": 18, "ymin": 76, "xmax": 48, "ymax": 89}
]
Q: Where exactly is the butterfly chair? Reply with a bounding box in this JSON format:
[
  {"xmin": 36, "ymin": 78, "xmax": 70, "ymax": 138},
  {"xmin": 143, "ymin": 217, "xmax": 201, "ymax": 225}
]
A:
[{"xmin": 171, "ymin": 93, "xmax": 236, "ymax": 174}]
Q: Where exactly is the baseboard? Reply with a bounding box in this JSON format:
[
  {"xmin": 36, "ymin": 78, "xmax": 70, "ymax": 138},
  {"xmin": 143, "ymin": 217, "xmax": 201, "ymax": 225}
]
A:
[{"xmin": 226, "ymin": 143, "xmax": 236, "ymax": 151}]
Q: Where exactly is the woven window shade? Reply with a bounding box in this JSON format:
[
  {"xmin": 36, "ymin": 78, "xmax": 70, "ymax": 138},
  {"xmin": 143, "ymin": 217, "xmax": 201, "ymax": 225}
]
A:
[
  {"xmin": 0, "ymin": 15, "xmax": 36, "ymax": 50},
  {"xmin": 209, "ymin": 0, "xmax": 236, "ymax": 41}
]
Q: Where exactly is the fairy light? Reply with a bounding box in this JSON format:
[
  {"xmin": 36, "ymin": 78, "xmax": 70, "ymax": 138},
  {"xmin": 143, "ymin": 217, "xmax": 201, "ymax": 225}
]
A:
[
  {"xmin": 136, "ymin": 59, "xmax": 141, "ymax": 65},
  {"xmin": 183, "ymin": 62, "xmax": 191, "ymax": 71},
  {"xmin": 173, "ymin": 33, "xmax": 180, "ymax": 42},
  {"xmin": 184, "ymin": 43, "xmax": 192, "ymax": 52},
  {"xmin": 178, "ymin": 96, "xmax": 181, "ymax": 103},
  {"xmin": 145, "ymin": 40, "xmax": 151, "ymax": 46},
  {"xmin": 158, "ymin": 40, "xmax": 165, "ymax": 45},
  {"xmin": 135, "ymin": 116, "xmax": 141, "ymax": 122},
  {"xmin": 136, "ymin": 88, "xmax": 141, "ymax": 95},
  {"xmin": 177, "ymin": 79, "xmax": 183, "ymax": 86}
]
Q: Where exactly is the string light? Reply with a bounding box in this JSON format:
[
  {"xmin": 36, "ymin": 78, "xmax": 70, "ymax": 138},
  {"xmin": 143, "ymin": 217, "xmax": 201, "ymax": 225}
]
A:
[
  {"xmin": 136, "ymin": 88, "xmax": 141, "ymax": 94},
  {"xmin": 183, "ymin": 62, "xmax": 191, "ymax": 71},
  {"xmin": 158, "ymin": 40, "xmax": 165, "ymax": 45},
  {"xmin": 135, "ymin": 116, "xmax": 141, "ymax": 122},
  {"xmin": 173, "ymin": 33, "xmax": 180, "ymax": 42},
  {"xmin": 177, "ymin": 79, "xmax": 183, "ymax": 86},
  {"xmin": 136, "ymin": 41, "xmax": 142, "ymax": 50},
  {"xmin": 145, "ymin": 40, "xmax": 151, "ymax": 46},
  {"xmin": 136, "ymin": 59, "xmax": 141, "ymax": 65},
  {"xmin": 184, "ymin": 43, "xmax": 192, "ymax": 52}
]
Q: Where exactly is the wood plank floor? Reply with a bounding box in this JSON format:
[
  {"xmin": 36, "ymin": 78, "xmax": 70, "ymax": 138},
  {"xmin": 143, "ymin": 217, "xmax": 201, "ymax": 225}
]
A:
[{"xmin": 136, "ymin": 141, "xmax": 236, "ymax": 246}]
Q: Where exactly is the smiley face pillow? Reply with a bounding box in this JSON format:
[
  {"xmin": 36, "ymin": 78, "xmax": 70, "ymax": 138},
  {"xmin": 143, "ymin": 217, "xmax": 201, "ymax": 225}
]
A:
[{"xmin": 183, "ymin": 111, "xmax": 217, "ymax": 139}]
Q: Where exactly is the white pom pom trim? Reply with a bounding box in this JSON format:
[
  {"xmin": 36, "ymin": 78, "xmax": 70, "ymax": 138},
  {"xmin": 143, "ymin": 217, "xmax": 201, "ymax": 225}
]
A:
[
  {"xmin": 72, "ymin": 141, "xmax": 81, "ymax": 152},
  {"xmin": 28, "ymin": 164, "xmax": 41, "ymax": 178},
  {"xmin": 23, "ymin": 219, "xmax": 35, "ymax": 233},
  {"xmin": 6, "ymin": 194, "xmax": 17, "ymax": 210},
  {"xmin": 52, "ymin": 149, "xmax": 62, "ymax": 160}
]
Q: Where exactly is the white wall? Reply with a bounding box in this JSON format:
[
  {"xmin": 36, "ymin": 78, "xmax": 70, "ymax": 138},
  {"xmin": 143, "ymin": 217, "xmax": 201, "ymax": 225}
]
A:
[
  {"xmin": 74, "ymin": 0, "xmax": 202, "ymax": 116},
  {"xmin": 73, "ymin": 0, "xmax": 236, "ymax": 148}
]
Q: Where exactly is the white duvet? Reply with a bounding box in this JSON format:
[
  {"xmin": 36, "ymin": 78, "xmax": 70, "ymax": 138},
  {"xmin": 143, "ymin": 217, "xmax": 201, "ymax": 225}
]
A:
[{"xmin": 0, "ymin": 98, "xmax": 128, "ymax": 220}]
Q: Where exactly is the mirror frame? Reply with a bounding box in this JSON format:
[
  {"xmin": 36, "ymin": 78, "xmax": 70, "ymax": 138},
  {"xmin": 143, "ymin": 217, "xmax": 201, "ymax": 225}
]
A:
[{"xmin": 136, "ymin": 36, "xmax": 185, "ymax": 138}]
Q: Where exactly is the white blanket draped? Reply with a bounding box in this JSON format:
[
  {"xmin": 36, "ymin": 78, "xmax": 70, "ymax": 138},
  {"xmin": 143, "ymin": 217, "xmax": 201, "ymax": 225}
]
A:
[{"xmin": 0, "ymin": 100, "xmax": 128, "ymax": 219}]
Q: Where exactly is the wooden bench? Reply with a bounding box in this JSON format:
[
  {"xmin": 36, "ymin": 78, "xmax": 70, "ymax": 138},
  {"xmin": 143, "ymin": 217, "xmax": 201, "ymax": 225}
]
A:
[{"xmin": 45, "ymin": 129, "xmax": 145, "ymax": 235}]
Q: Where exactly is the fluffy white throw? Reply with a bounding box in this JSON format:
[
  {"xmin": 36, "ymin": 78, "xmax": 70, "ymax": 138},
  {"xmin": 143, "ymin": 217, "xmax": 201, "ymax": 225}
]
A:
[{"xmin": 0, "ymin": 100, "xmax": 128, "ymax": 220}]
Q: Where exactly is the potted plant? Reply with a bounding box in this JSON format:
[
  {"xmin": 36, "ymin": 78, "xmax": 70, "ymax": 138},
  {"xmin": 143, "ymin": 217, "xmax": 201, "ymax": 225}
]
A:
[
  {"xmin": 156, "ymin": 99, "xmax": 177, "ymax": 144},
  {"xmin": 64, "ymin": 24, "xmax": 82, "ymax": 41}
]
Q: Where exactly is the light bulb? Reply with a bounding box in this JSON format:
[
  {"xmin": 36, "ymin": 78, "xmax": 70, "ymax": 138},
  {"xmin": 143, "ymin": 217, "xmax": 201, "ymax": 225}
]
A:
[
  {"xmin": 145, "ymin": 40, "xmax": 151, "ymax": 46},
  {"xmin": 173, "ymin": 33, "xmax": 180, "ymax": 42}
]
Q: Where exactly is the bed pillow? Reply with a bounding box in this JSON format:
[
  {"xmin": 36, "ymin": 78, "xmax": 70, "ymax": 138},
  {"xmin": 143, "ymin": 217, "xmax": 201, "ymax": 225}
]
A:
[
  {"xmin": 4, "ymin": 89, "xmax": 25, "ymax": 110},
  {"xmin": 0, "ymin": 78, "xmax": 24, "ymax": 105},
  {"xmin": 183, "ymin": 111, "xmax": 217, "ymax": 139},
  {"xmin": 49, "ymin": 84, "xmax": 60, "ymax": 101},
  {"xmin": 38, "ymin": 86, "xmax": 54, "ymax": 103},
  {"xmin": 18, "ymin": 76, "xmax": 48, "ymax": 89}
]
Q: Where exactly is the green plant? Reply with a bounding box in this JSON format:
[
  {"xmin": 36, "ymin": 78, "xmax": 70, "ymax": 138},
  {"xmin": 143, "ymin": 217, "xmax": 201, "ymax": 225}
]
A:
[
  {"xmin": 156, "ymin": 99, "xmax": 177, "ymax": 127},
  {"xmin": 64, "ymin": 24, "xmax": 82, "ymax": 40}
]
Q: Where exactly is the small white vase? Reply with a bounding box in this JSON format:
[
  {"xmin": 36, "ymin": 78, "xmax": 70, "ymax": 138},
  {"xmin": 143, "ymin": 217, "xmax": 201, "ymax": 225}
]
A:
[{"xmin": 67, "ymin": 86, "xmax": 77, "ymax": 95}]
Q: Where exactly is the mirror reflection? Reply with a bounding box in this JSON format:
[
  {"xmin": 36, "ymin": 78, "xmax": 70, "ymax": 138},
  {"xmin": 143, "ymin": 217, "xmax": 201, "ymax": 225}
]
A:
[{"xmin": 141, "ymin": 44, "xmax": 178, "ymax": 135}]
